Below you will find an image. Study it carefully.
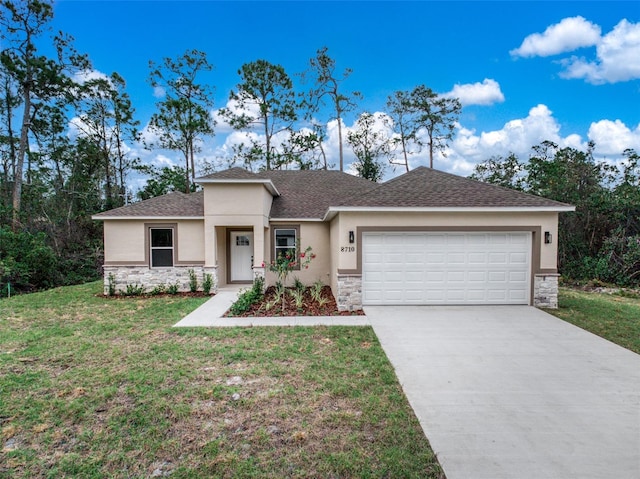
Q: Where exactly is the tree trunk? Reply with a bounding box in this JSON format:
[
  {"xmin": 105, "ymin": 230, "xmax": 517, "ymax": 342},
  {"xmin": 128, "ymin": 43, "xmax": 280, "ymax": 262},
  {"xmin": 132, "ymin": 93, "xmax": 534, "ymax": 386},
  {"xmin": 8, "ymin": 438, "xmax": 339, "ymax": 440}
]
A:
[
  {"xmin": 12, "ymin": 82, "xmax": 31, "ymax": 231},
  {"xmin": 337, "ymin": 118, "xmax": 344, "ymax": 172}
]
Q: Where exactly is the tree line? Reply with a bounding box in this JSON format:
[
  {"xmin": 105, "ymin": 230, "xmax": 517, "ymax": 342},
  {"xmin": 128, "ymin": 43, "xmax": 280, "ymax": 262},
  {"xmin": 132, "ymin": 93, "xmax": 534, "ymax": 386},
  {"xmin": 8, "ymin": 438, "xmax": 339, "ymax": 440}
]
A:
[
  {"xmin": 471, "ymin": 142, "xmax": 640, "ymax": 287},
  {"xmin": 0, "ymin": 1, "xmax": 637, "ymax": 294}
]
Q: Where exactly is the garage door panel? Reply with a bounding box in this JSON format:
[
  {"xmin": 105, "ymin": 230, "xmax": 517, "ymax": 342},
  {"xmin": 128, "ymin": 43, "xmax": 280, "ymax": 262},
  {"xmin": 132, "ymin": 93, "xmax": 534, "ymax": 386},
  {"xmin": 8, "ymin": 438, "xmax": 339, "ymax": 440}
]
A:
[
  {"xmin": 427, "ymin": 253, "xmax": 446, "ymax": 264},
  {"xmin": 510, "ymin": 252, "xmax": 528, "ymax": 264},
  {"xmin": 363, "ymin": 232, "xmax": 531, "ymax": 306},
  {"xmin": 489, "ymin": 252, "xmax": 508, "ymax": 264}
]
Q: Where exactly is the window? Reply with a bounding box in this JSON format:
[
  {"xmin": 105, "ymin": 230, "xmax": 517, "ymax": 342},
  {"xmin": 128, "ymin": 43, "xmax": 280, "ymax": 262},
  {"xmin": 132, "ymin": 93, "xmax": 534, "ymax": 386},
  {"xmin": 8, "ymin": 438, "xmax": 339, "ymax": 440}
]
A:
[
  {"xmin": 150, "ymin": 228, "xmax": 174, "ymax": 267},
  {"xmin": 274, "ymin": 228, "xmax": 297, "ymax": 260}
]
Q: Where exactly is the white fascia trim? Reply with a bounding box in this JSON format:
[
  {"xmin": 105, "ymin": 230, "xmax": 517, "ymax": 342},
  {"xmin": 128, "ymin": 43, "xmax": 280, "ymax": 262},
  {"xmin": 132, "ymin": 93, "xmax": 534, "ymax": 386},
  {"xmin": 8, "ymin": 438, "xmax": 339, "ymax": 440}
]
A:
[
  {"xmin": 196, "ymin": 178, "xmax": 280, "ymax": 196},
  {"xmin": 323, "ymin": 205, "xmax": 575, "ymax": 220},
  {"xmin": 269, "ymin": 218, "xmax": 325, "ymax": 223},
  {"xmin": 92, "ymin": 216, "xmax": 205, "ymax": 221}
]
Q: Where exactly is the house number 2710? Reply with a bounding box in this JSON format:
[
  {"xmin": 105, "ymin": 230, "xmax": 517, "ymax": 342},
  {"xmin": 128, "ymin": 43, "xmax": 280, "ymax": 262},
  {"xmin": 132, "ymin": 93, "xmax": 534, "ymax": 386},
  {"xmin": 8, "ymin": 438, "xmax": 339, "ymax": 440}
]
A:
[{"xmin": 340, "ymin": 246, "xmax": 355, "ymax": 253}]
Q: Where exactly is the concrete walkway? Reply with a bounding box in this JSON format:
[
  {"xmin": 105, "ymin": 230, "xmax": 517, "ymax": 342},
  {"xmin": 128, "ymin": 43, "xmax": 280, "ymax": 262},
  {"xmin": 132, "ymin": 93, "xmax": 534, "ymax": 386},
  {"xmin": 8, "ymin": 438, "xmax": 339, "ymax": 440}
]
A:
[
  {"xmin": 173, "ymin": 285, "xmax": 370, "ymax": 327},
  {"xmin": 367, "ymin": 305, "xmax": 640, "ymax": 479}
]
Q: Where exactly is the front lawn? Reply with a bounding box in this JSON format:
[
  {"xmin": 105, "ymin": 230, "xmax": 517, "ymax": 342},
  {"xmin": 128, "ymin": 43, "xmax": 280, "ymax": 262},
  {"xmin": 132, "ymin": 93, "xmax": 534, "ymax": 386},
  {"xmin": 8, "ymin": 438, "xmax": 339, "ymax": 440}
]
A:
[
  {"xmin": 547, "ymin": 287, "xmax": 640, "ymax": 354},
  {"xmin": 0, "ymin": 282, "xmax": 443, "ymax": 478}
]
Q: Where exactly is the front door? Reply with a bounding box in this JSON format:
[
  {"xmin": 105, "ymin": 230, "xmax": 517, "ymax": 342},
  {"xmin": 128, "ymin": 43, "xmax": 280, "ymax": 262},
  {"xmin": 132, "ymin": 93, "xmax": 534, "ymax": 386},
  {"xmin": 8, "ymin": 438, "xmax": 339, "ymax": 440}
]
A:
[{"xmin": 230, "ymin": 231, "xmax": 254, "ymax": 282}]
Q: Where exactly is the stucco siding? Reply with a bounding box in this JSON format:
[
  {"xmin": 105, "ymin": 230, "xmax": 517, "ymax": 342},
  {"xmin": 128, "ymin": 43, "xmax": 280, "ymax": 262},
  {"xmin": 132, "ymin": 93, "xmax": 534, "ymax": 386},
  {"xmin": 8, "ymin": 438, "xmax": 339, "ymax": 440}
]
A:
[
  {"xmin": 264, "ymin": 222, "xmax": 331, "ymax": 287},
  {"xmin": 103, "ymin": 220, "xmax": 146, "ymax": 263},
  {"xmin": 176, "ymin": 220, "xmax": 205, "ymax": 263},
  {"xmin": 103, "ymin": 219, "xmax": 205, "ymax": 265},
  {"xmin": 203, "ymin": 183, "xmax": 272, "ymax": 220},
  {"xmin": 334, "ymin": 211, "xmax": 559, "ymax": 272}
]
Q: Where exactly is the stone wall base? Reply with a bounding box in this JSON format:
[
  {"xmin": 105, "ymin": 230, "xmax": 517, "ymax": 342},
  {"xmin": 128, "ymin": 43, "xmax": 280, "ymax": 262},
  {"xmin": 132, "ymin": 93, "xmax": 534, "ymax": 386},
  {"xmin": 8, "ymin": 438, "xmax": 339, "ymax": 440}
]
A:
[
  {"xmin": 533, "ymin": 273, "xmax": 559, "ymax": 309},
  {"xmin": 103, "ymin": 265, "xmax": 218, "ymax": 295},
  {"xmin": 336, "ymin": 274, "xmax": 363, "ymax": 312}
]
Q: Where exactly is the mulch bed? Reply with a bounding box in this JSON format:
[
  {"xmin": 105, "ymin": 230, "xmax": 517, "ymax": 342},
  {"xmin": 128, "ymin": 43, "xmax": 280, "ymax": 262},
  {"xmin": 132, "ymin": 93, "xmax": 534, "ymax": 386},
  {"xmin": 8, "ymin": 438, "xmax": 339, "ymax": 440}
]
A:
[{"xmin": 226, "ymin": 285, "xmax": 365, "ymax": 317}]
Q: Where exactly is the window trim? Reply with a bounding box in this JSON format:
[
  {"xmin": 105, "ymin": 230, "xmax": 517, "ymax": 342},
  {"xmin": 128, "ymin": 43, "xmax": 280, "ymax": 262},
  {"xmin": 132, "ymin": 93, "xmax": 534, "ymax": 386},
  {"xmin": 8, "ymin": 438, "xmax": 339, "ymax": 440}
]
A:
[
  {"xmin": 145, "ymin": 223, "xmax": 177, "ymax": 268},
  {"xmin": 271, "ymin": 224, "xmax": 300, "ymax": 270}
]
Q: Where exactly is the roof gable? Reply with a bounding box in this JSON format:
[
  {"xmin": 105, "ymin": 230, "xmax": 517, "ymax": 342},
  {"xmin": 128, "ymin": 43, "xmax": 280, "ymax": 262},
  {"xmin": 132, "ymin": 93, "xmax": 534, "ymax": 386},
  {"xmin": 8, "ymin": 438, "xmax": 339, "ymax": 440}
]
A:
[
  {"xmin": 338, "ymin": 167, "xmax": 571, "ymax": 209},
  {"xmin": 93, "ymin": 167, "xmax": 572, "ymax": 220}
]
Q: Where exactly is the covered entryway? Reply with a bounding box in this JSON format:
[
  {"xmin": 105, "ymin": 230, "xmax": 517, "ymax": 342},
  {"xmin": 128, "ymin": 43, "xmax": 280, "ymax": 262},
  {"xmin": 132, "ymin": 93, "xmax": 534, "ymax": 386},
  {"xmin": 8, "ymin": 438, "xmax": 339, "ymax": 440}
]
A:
[
  {"xmin": 229, "ymin": 231, "xmax": 254, "ymax": 282},
  {"xmin": 362, "ymin": 231, "xmax": 531, "ymax": 305}
]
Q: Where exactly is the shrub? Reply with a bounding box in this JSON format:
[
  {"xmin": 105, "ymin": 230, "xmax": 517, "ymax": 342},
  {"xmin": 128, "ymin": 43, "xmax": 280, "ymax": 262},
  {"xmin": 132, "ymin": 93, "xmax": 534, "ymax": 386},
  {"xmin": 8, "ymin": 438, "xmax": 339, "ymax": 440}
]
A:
[
  {"xmin": 107, "ymin": 273, "xmax": 117, "ymax": 296},
  {"xmin": 293, "ymin": 276, "xmax": 305, "ymax": 293},
  {"xmin": 0, "ymin": 226, "xmax": 59, "ymax": 294},
  {"xmin": 202, "ymin": 273, "xmax": 214, "ymax": 295},
  {"xmin": 167, "ymin": 282, "xmax": 180, "ymax": 295},
  {"xmin": 597, "ymin": 231, "xmax": 640, "ymax": 287},
  {"xmin": 228, "ymin": 276, "xmax": 264, "ymax": 316},
  {"xmin": 189, "ymin": 269, "xmax": 199, "ymax": 292},
  {"xmin": 124, "ymin": 284, "xmax": 146, "ymax": 296},
  {"xmin": 149, "ymin": 284, "xmax": 167, "ymax": 296}
]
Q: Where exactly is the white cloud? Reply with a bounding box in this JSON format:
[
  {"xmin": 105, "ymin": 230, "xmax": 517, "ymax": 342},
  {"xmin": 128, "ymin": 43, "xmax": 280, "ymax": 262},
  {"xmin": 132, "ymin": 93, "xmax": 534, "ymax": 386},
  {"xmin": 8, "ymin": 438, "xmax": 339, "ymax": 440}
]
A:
[
  {"xmin": 72, "ymin": 68, "xmax": 110, "ymax": 85},
  {"xmin": 442, "ymin": 104, "xmax": 576, "ymax": 175},
  {"xmin": 153, "ymin": 85, "xmax": 166, "ymax": 98},
  {"xmin": 511, "ymin": 16, "xmax": 601, "ymax": 58},
  {"xmin": 560, "ymin": 19, "xmax": 640, "ymax": 84},
  {"xmin": 587, "ymin": 119, "xmax": 640, "ymax": 154},
  {"xmin": 153, "ymin": 154, "xmax": 175, "ymax": 167},
  {"xmin": 444, "ymin": 79, "xmax": 505, "ymax": 106}
]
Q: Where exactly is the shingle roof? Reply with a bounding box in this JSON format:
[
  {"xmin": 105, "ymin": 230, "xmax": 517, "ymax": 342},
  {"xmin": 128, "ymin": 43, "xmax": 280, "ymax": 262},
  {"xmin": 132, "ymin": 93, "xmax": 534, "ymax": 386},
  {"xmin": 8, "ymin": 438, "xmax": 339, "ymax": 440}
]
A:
[
  {"xmin": 254, "ymin": 170, "xmax": 377, "ymax": 218},
  {"xmin": 199, "ymin": 167, "xmax": 261, "ymax": 180},
  {"xmin": 92, "ymin": 191, "xmax": 204, "ymax": 218},
  {"xmin": 93, "ymin": 167, "xmax": 571, "ymax": 220},
  {"xmin": 338, "ymin": 167, "xmax": 571, "ymax": 209}
]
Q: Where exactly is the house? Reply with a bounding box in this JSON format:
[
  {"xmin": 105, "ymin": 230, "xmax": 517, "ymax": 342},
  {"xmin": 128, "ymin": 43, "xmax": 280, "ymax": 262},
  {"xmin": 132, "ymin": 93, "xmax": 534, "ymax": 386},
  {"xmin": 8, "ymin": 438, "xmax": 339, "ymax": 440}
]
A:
[{"xmin": 92, "ymin": 166, "xmax": 574, "ymax": 309}]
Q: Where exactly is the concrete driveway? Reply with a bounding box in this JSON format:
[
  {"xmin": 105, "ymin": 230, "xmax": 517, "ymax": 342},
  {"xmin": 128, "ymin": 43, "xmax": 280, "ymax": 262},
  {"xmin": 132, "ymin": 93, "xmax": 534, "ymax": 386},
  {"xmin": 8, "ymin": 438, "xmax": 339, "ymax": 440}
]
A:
[{"xmin": 367, "ymin": 305, "xmax": 640, "ymax": 479}]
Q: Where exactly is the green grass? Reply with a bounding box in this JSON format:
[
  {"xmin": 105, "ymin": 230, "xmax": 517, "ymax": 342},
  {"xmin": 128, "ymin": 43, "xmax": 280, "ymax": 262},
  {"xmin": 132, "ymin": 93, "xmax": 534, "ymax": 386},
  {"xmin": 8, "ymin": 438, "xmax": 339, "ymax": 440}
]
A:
[
  {"xmin": 547, "ymin": 287, "xmax": 640, "ymax": 354},
  {"xmin": 0, "ymin": 282, "xmax": 443, "ymax": 478}
]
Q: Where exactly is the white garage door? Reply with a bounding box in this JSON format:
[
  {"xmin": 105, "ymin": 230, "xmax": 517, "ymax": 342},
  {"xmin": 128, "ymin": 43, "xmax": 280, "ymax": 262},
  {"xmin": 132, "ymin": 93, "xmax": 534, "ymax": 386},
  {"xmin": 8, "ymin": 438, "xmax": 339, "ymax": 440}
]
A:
[{"xmin": 363, "ymin": 232, "xmax": 531, "ymax": 305}]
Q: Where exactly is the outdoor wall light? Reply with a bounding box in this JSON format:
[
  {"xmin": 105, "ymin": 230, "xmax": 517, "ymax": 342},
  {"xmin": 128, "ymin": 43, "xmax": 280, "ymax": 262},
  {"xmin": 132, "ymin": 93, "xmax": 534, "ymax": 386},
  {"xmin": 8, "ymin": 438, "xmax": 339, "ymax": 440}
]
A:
[
  {"xmin": 349, "ymin": 231, "xmax": 355, "ymax": 244},
  {"xmin": 544, "ymin": 231, "xmax": 552, "ymax": 244}
]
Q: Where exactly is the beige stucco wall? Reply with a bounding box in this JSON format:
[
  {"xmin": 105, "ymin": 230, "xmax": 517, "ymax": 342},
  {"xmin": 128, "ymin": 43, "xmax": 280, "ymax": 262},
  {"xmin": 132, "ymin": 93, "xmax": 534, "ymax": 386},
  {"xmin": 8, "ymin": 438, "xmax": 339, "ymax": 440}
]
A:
[
  {"xmin": 329, "ymin": 216, "xmax": 340, "ymax": 295},
  {"xmin": 203, "ymin": 183, "xmax": 272, "ymax": 221},
  {"xmin": 103, "ymin": 219, "xmax": 205, "ymax": 265},
  {"xmin": 332, "ymin": 210, "xmax": 560, "ymax": 272},
  {"xmin": 263, "ymin": 221, "xmax": 331, "ymax": 287},
  {"xmin": 103, "ymin": 220, "xmax": 146, "ymax": 263},
  {"xmin": 203, "ymin": 183, "xmax": 272, "ymax": 270}
]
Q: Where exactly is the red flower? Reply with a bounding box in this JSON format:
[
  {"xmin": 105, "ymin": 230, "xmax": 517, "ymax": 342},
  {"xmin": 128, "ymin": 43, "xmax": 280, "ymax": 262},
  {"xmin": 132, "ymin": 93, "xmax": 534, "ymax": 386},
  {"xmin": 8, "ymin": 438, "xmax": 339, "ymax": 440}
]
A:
[
  {"xmin": 311, "ymin": 253, "xmax": 316, "ymax": 259},
  {"xmin": 300, "ymin": 252, "xmax": 305, "ymax": 258}
]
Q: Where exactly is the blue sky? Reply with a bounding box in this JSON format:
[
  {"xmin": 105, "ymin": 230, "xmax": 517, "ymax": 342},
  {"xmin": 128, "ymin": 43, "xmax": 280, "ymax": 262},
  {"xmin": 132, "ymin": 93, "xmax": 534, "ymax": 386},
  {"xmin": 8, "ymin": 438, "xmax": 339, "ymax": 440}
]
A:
[{"xmin": 52, "ymin": 1, "xmax": 640, "ymax": 181}]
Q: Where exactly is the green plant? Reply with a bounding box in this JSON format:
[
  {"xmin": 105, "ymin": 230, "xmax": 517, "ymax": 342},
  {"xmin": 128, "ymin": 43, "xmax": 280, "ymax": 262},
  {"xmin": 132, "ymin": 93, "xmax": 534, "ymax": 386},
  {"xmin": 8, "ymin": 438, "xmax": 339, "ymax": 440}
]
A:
[
  {"xmin": 228, "ymin": 276, "xmax": 264, "ymax": 316},
  {"xmin": 167, "ymin": 282, "xmax": 180, "ymax": 295},
  {"xmin": 310, "ymin": 280, "xmax": 324, "ymax": 302},
  {"xmin": 265, "ymin": 243, "xmax": 315, "ymax": 312},
  {"xmin": 149, "ymin": 284, "xmax": 167, "ymax": 296},
  {"xmin": 125, "ymin": 283, "xmax": 146, "ymax": 296},
  {"xmin": 293, "ymin": 276, "xmax": 305, "ymax": 293},
  {"xmin": 202, "ymin": 273, "xmax": 214, "ymax": 295},
  {"xmin": 289, "ymin": 288, "xmax": 305, "ymax": 309},
  {"xmin": 188, "ymin": 269, "xmax": 199, "ymax": 292},
  {"xmin": 107, "ymin": 273, "xmax": 117, "ymax": 296}
]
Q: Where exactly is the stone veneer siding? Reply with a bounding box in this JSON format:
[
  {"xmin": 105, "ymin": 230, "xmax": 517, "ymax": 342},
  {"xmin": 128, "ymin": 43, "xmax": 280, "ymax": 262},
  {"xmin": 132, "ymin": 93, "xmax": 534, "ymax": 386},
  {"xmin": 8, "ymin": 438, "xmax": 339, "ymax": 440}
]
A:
[
  {"xmin": 336, "ymin": 274, "xmax": 363, "ymax": 312},
  {"xmin": 337, "ymin": 272, "xmax": 560, "ymax": 310},
  {"xmin": 533, "ymin": 273, "xmax": 559, "ymax": 309},
  {"xmin": 103, "ymin": 265, "xmax": 218, "ymax": 295}
]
